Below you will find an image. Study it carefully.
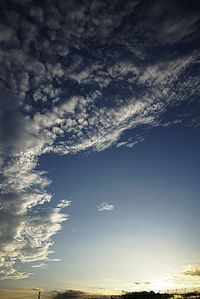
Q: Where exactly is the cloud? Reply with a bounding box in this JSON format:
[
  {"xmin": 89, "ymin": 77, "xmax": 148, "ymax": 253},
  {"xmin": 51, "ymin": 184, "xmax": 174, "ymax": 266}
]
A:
[
  {"xmin": 0, "ymin": 266, "xmax": 31, "ymax": 280},
  {"xmin": 31, "ymin": 263, "xmax": 47, "ymax": 269},
  {"xmin": 0, "ymin": 0, "xmax": 199, "ymax": 279},
  {"xmin": 56, "ymin": 200, "xmax": 72, "ymax": 209},
  {"xmin": 133, "ymin": 282, "xmax": 151, "ymax": 285},
  {"xmin": 0, "ymin": 89, "xmax": 28, "ymax": 154},
  {"xmin": 183, "ymin": 264, "xmax": 200, "ymax": 277},
  {"xmin": 165, "ymin": 264, "xmax": 200, "ymax": 288},
  {"xmin": 97, "ymin": 202, "xmax": 114, "ymax": 212},
  {"xmin": 46, "ymin": 258, "xmax": 61, "ymax": 262}
]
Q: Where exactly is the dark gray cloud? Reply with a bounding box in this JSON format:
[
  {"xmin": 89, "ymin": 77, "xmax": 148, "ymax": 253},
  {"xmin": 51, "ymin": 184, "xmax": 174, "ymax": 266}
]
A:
[
  {"xmin": 0, "ymin": 89, "xmax": 24, "ymax": 153},
  {"xmin": 133, "ymin": 282, "xmax": 151, "ymax": 285}
]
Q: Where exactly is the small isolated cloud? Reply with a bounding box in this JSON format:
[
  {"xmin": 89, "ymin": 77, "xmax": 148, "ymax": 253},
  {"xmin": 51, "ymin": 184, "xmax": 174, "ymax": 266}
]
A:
[
  {"xmin": 46, "ymin": 258, "xmax": 60, "ymax": 262},
  {"xmin": 97, "ymin": 202, "xmax": 114, "ymax": 212},
  {"xmin": 133, "ymin": 281, "xmax": 151, "ymax": 286},
  {"xmin": 31, "ymin": 263, "xmax": 47, "ymax": 269}
]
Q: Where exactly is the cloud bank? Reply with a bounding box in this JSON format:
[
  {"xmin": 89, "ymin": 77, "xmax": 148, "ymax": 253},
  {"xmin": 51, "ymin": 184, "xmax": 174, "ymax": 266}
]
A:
[{"xmin": 0, "ymin": 0, "xmax": 200, "ymax": 279}]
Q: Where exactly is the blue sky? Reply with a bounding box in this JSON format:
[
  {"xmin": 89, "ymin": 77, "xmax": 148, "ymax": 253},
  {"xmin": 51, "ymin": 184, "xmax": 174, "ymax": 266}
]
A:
[
  {"xmin": 0, "ymin": 0, "xmax": 200, "ymax": 294},
  {"xmin": 39, "ymin": 125, "xmax": 200, "ymax": 292}
]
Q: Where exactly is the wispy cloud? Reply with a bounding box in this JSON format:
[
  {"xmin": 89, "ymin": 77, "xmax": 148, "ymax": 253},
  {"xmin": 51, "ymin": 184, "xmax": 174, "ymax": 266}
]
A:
[
  {"xmin": 31, "ymin": 263, "xmax": 47, "ymax": 269},
  {"xmin": 97, "ymin": 202, "xmax": 114, "ymax": 212}
]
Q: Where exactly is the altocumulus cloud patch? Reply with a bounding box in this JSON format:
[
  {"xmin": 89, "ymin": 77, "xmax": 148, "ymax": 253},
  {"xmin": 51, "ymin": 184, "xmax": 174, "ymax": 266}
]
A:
[
  {"xmin": 97, "ymin": 202, "xmax": 114, "ymax": 212},
  {"xmin": 0, "ymin": 0, "xmax": 200, "ymax": 279}
]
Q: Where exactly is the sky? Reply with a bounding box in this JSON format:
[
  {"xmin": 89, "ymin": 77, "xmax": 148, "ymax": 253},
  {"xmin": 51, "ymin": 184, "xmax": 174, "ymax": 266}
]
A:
[{"xmin": 0, "ymin": 0, "xmax": 200, "ymax": 295}]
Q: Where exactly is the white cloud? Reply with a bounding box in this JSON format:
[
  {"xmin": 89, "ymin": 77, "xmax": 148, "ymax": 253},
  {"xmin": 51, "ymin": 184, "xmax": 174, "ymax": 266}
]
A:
[
  {"xmin": 31, "ymin": 263, "xmax": 47, "ymax": 269},
  {"xmin": 97, "ymin": 202, "xmax": 114, "ymax": 212},
  {"xmin": 56, "ymin": 200, "xmax": 72, "ymax": 209},
  {"xmin": 46, "ymin": 258, "xmax": 60, "ymax": 262}
]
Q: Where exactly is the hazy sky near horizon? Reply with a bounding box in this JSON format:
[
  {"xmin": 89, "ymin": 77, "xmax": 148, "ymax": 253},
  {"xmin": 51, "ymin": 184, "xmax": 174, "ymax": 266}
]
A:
[{"xmin": 0, "ymin": 0, "xmax": 200, "ymax": 294}]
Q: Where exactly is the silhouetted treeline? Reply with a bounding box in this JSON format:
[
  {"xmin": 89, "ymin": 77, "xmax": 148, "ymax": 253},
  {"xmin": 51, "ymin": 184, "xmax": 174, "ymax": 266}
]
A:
[
  {"xmin": 122, "ymin": 291, "xmax": 172, "ymax": 299},
  {"xmin": 53, "ymin": 290, "xmax": 109, "ymax": 299},
  {"xmin": 53, "ymin": 290, "xmax": 200, "ymax": 299},
  {"xmin": 54, "ymin": 290, "xmax": 88, "ymax": 299},
  {"xmin": 121, "ymin": 291, "xmax": 200, "ymax": 299}
]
